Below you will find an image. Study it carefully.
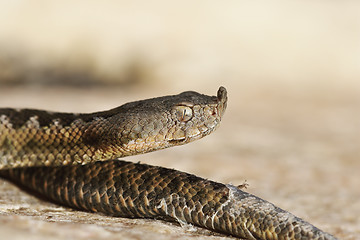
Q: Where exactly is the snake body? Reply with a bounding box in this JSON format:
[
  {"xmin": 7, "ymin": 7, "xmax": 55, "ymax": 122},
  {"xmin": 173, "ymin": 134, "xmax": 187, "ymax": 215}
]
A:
[{"xmin": 0, "ymin": 87, "xmax": 336, "ymax": 240}]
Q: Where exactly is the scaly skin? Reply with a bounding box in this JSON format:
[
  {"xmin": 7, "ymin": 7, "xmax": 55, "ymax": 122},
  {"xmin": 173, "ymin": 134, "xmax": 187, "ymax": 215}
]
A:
[
  {"xmin": 0, "ymin": 87, "xmax": 337, "ymax": 239},
  {"xmin": 0, "ymin": 160, "xmax": 336, "ymax": 240},
  {"xmin": 0, "ymin": 87, "xmax": 227, "ymax": 168}
]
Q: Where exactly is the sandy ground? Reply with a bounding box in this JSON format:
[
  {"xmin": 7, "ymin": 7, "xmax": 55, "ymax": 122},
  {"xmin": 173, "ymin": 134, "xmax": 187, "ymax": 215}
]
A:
[{"xmin": 0, "ymin": 83, "xmax": 359, "ymax": 240}]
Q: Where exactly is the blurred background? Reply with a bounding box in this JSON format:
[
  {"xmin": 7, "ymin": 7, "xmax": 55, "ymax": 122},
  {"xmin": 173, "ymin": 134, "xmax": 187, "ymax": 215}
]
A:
[
  {"xmin": 0, "ymin": 1, "xmax": 359, "ymax": 240},
  {"xmin": 0, "ymin": 1, "xmax": 359, "ymax": 90}
]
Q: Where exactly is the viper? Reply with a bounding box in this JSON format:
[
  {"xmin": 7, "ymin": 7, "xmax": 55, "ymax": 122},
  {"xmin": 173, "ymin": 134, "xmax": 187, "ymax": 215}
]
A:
[{"xmin": 0, "ymin": 87, "xmax": 336, "ymax": 240}]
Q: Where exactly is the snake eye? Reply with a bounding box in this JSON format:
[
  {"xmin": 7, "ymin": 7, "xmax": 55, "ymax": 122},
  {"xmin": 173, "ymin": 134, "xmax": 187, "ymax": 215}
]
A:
[{"xmin": 174, "ymin": 106, "xmax": 193, "ymax": 122}]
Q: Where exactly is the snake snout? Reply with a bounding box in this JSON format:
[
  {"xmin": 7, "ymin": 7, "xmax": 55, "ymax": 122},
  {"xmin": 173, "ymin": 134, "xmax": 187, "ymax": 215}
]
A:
[{"xmin": 216, "ymin": 86, "xmax": 227, "ymax": 118}]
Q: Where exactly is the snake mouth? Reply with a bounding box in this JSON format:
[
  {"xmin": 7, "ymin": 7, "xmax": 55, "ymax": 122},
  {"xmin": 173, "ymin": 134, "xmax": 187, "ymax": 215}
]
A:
[
  {"xmin": 166, "ymin": 128, "xmax": 205, "ymax": 145},
  {"xmin": 167, "ymin": 131, "xmax": 202, "ymax": 145},
  {"xmin": 167, "ymin": 121, "xmax": 219, "ymax": 146}
]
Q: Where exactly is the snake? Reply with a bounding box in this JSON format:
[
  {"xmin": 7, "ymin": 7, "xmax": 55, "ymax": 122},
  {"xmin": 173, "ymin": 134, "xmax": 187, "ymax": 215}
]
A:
[{"xmin": 0, "ymin": 86, "xmax": 337, "ymax": 240}]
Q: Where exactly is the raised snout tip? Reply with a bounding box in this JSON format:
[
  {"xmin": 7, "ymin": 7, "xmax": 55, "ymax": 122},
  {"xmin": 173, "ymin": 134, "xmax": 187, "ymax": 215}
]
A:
[{"xmin": 217, "ymin": 86, "xmax": 227, "ymax": 117}]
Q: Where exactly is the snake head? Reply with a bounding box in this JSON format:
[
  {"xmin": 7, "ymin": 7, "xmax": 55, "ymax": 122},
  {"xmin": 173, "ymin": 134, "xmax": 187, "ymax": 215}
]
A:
[
  {"xmin": 102, "ymin": 87, "xmax": 227, "ymax": 156},
  {"xmin": 167, "ymin": 86, "xmax": 227, "ymax": 145}
]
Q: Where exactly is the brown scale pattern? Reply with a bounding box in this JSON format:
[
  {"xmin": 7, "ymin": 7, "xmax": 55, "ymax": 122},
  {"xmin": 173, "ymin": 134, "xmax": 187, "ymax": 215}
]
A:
[{"xmin": 0, "ymin": 160, "xmax": 336, "ymax": 240}]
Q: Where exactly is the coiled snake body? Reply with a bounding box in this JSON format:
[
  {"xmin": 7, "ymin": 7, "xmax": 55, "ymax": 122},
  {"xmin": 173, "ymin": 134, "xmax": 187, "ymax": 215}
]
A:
[{"xmin": 0, "ymin": 87, "xmax": 336, "ymax": 240}]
